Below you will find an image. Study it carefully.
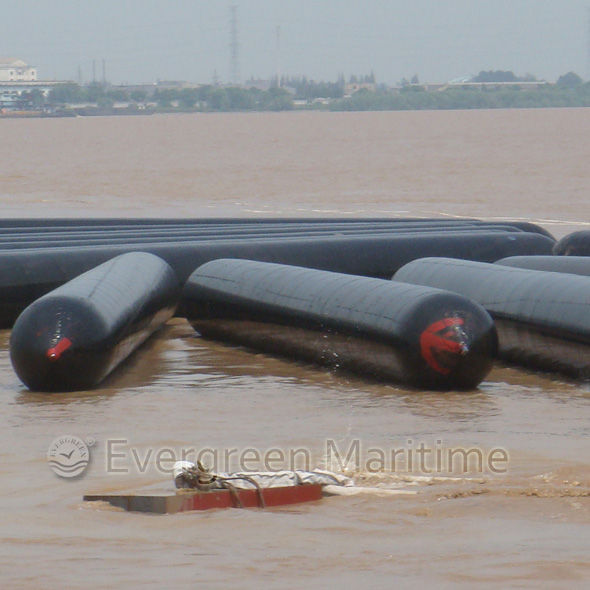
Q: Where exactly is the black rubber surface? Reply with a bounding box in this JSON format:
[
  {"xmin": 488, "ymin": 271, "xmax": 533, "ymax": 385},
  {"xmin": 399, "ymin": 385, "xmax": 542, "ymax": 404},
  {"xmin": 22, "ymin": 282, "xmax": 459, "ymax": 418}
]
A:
[
  {"xmin": 394, "ymin": 257, "xmax": 590, "ymax": 378},
  {"xmin": 553, "ymin": 231, "xmax": 590, "ymax": 256},
  {"xmin": 0, "ymin": 231, "xmax": 555, "ymax": 328},
  {"xmin": 0, "ymin": 225, "xmax": 527, "ymax": 249},
  {"xmin": 496, "ymin": 255, "xmax": 590, "ymax": 277},
  {"xmin": 0, "ymin": 217, "xmax": 556, "ymax": 239},
  {"xmin": 10, "ymin": 252, "xmax": 180, "ymax": 391},
  {"xmin": 183, "ymin": 259, "xmax": 497, "ymax": 390}
]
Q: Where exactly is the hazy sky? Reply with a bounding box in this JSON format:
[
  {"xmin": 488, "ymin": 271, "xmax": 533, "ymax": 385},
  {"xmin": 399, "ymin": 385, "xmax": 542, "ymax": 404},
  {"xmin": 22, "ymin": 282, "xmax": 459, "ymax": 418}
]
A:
[{"xmin": 2, "ymin": 1, "xmax": 589, "ymax": 86}]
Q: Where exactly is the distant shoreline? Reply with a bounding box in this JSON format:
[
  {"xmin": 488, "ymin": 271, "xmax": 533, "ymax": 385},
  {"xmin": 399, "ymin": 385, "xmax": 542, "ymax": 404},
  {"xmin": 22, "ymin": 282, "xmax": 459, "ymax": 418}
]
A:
[{"xmin": 4, "ymin": 100, "xmax": 590, "ymax": 119}]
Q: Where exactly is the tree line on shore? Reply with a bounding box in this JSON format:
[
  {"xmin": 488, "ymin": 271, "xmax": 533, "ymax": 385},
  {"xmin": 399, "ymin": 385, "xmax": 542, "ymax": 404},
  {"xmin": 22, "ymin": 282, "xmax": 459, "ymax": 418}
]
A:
[
  {"xmin": 47, "ymin": 82, "xmax": 296, "ymax": 112},
  {"xmin": 38, "ymin": 70, "xmax": 590, "ymax": 113},
  {"xmin": 330, "ymin": 78, "xmax": 590, "ymax": 112}
]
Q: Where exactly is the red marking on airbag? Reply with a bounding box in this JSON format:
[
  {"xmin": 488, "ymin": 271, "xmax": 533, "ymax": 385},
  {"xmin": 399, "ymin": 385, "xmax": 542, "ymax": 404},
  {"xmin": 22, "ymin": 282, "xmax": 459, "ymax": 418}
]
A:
[
  {"xmin": 420, "ymin": 318, "xmax": 465, "ymax": 375},
  {"xmin": 46, "ymin": 337, "xmax": 72, "ymax": 361}
]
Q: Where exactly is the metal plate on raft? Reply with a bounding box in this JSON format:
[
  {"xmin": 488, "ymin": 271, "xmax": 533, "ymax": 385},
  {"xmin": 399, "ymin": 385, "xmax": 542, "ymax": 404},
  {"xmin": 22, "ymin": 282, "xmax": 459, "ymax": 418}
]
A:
[{"xmin": 83, "ymin": 484, "xmax": 324, "ymax": 513}]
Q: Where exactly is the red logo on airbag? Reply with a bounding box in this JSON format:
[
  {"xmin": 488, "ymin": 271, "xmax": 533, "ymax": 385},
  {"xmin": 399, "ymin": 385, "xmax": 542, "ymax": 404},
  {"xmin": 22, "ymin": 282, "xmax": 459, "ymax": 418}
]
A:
[
  {"xmin": 46, "ymin": 337, "xmax": 72, "ymax": 361},
  {"xmin": 420, "ymin": 318, "xmax": 466, "ymax": 375}
]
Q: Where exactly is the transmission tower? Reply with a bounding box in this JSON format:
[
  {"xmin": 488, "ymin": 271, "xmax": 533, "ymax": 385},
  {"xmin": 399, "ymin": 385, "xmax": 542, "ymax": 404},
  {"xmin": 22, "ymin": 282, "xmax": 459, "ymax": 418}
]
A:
[
  {"xmin": 229, "ymin": 5, "xmax": 241, "ymax": 85},
  {"xmin": 276, "ymin": 25, "xmax": 281, "ymax": 87}
]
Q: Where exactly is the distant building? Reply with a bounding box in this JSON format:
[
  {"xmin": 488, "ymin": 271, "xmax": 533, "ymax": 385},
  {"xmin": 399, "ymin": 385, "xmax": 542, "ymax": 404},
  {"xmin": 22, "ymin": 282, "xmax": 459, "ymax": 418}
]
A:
[
  {"xmin": 0, "ymin": 57, "xmax": 74, "ymax": 110},
  {"xmin": 0, "ymin": 58, "xmax": 37, "ymax": 82}
]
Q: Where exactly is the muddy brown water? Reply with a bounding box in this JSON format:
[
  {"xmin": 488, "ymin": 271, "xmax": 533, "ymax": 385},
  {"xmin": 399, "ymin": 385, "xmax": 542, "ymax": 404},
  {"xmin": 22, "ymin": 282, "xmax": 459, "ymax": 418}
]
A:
[{"xmin": 1, "ymin": 109, "xmax": 590, "ymax": 589}]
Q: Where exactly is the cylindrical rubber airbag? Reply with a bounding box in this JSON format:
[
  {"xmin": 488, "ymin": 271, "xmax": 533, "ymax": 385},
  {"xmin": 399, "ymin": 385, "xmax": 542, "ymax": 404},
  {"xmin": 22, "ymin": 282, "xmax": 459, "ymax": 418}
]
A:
[
  {"xmin": 553, "ymin": 231, "xmax": 590, "ymax": 256},
  {"xmin": 394, "ymin": 257, "xmax": 590, "ymax": 378},
  {"xmin": 183, "ymin": 259, "xmax": 497, "ymax": 390},
  {"xmin": 0, "ymin": 230, "xmax": 555, "ymax": 328},
  {"xmin": 0, "ymin": 225, "xmax": 526, "ymax": 250},
  {"xmin": 496, "ymin": 255, "xmax": 590, "ymax": 277},
  {"xmin": 10, "ymin": 252, "xmax": 180, "ymax": 391}
]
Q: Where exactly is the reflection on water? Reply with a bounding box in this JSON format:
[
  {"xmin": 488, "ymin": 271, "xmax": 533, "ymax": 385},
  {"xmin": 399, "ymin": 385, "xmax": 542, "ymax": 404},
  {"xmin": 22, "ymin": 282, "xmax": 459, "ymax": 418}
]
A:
[{"xmin": 12, "ymin": 323, "xmax": 177, "ymax": 406}]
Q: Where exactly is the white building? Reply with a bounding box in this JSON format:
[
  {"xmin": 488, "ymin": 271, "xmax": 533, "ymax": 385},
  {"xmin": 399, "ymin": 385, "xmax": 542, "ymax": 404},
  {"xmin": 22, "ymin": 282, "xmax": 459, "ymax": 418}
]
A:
[{"xmin": 0, "ymin": 58, "xmax": 37, "ymax": 82}]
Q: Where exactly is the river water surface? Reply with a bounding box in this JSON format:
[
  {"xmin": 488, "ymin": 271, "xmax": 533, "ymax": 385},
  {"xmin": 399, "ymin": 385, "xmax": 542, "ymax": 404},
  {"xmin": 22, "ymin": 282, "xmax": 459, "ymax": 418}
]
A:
[{"xmin": 1, "ymin": 109, "xmax": 590, "ymax": 589}]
